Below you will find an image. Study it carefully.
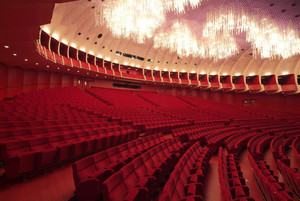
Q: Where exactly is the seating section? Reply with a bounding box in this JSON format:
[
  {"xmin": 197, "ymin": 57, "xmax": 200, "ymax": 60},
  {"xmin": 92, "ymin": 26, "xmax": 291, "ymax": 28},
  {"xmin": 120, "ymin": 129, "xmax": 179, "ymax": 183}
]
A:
[
  {"xmin": 270, "ymin": 136, "xmax": 292, "ymax": 166},
  {"xmin": 247, "ymin": 134, "xmax": 272, "ymax": 160},
  {"xmin": 277, "ymin": 160, "xmax": 300, "ymax": 198},
  {"xmin": 0, "ymin": 87, "xmax": 141, "ymax": 178},
  {"xmin": 270, "ymin": 136, "xmax": 300, "ymax": 198},
  {"xmin": 86, "ymin": 88, "xmax": 192, "ymax": 135},
  {"xmin": 1, "ymin": 86, "xmax": 300, "ymax": 201},
  {"xmin": 248, "ymin": 154, "xmax": 295, "ymax": 201},
  {"xmin": 72, "ymin": 133, "xmax": 166, "ymax": 201},
  {"xmin": 102, "ymin": 138, "xmax": 189, "ymax": 201},
  {"xmin": 225, "ymin": 131, "xmax": 258, "ymax": 154},
  {"xmin": 218, "ymin": 147, "xmax": 254, "ymax": 201},
  {"xmin": 159, "ymin": 142, "xmax": 212, "ymax": 201}
]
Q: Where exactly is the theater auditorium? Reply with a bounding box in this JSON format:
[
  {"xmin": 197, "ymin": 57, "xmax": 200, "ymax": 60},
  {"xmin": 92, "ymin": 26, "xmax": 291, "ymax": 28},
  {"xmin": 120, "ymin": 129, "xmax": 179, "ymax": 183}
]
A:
[{"xmin": 0, "ymin": 0, "xmax": 300, "ymax": 201}]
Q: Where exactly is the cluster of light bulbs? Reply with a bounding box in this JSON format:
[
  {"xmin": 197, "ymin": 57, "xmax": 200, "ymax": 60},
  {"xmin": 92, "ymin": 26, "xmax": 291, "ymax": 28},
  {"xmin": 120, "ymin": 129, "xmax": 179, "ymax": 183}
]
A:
[
  {"xmin": 94, "ymin": 0, "xmax": 299, "ymax": 61},
  {"xmin": 95, "ymin": 0, "xmax": 204, "ymax": 43},
  {"xmin": 204, "ymin": 8, "xmax": 300, "ymax": 60}
]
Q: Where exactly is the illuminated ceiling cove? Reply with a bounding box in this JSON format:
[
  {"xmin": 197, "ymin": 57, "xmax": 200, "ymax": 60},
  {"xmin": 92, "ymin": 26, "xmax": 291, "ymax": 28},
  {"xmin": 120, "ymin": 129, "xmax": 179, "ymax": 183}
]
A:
[{"xmin": 42, "ymin": 0, "xmax": 299, "ymax": 70}]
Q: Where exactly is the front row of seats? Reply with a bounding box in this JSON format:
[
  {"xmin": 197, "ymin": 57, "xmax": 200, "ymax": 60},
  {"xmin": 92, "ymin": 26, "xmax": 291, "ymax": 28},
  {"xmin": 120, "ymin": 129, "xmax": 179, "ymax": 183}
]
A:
[
  {"xmin": 72, "ymin": 134, "xmax": 170, "ymax": 201},
  {"xmin": 102, "ymin": 138, "xmax": 189, "ymax": 201}
]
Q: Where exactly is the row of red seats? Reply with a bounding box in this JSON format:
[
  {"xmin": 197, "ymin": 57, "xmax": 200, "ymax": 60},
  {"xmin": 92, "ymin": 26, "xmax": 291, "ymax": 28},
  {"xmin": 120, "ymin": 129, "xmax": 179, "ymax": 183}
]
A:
[
  {"xmin": 277, "ymin": 159, "xmax": 300, "ymax": 198},
  {"xmin": 270, "ymin": 136, "xmax": 291, "ymax": 166},
  {"xmin": 172, "ymin": 123, "xmax": 226, "ymax": 142},
  {"xmin": 144, "ymin": 120, "xmax": 191, "ymax": 135},
  {"xmin": 225, "ymin": 131, "xmax": 258, "ymax": 154},
  {"xmin": 218, "ymin": 147, "xmax": 254, "ymax": 201},
  {"xmin": 0, "ymin": 119, "xmax": 119, "ymax": 141},
  {"xmin": 87, "ymin": 88, "xmax": 153, "ymax": 108},
  {"xmin": 86, "ymin": 87, "xmax": 193, "ymax": 135},
  {"xmin": 0, "ymin": 107, "xmax": 93, "ymax": 122},
  {"xmin": 0, "ymin": 124, "xmax": 134, "ymax": 159},
  {"xmin": 292, "ymin": 137, "xmax": 300, "ymax": 164},
  {"xmin": 72, "ymin": 133, "xmax": 166, "ymax": 201},
  {"xmin": 102, "ymin": 139, "xmax": 189, "ymax": 201},
  {"xmin": 3, "ymin": 127, "xmax": 139, "ymax": 178},
  {"xmin": 160, "ymin": 142, "xmax": 212, "ymax": 201},
  {"xmin": 247, "ymin": 134, "xmax": 272, "ymax": 161},
  {"xmin": 254, "ymin": 122, "xmax": 299, "ymax": 133},
  {"xmin": 247, "ymin": 153, "xmax": 295, "ymax": 201},
  {"xmin": 0, "ymin": 115, "xmax": 107, "ymax": 129},
  {"xmin": 269, "ymin": 135, "xmax": 300, "ymax": 197},
  {"xmin": 205, "ymin": 128, "xmax": 245, "ymax": 151},
  {"xmin": 136, "ymin": 91, "xmax": 189, "ymax": 108},
  {"xmin": 161, "ymin": 107, "xmax": 229, "ymax": 123}
]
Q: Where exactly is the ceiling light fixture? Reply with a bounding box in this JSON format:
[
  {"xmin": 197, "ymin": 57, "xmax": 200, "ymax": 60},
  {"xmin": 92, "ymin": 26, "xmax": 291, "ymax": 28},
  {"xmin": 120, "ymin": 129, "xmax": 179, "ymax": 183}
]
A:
[
  {"xmin": 95, "ymin": 0, "xmax": 204, "ymax": 43},
  {"xmin": 52, "ymin": 33, "xmax": 59, "ymax": 40},
  {"xmin": 204, "ymin": 7, "xmax": 300, "ymax": 60},
  {"xmin": 42, "ymin": 27, "xmax": 50, "ymax": 34},
  {"xmin": 70, "ymin": 43, "xmax": 77, "ymax": 48},
  {"xmin": 4, "ymin": 45, "xmax": 9, "ymax": 48},
  {"xmin": 61, "ymin": 39, "xmax": 68, "ymax": 45}
]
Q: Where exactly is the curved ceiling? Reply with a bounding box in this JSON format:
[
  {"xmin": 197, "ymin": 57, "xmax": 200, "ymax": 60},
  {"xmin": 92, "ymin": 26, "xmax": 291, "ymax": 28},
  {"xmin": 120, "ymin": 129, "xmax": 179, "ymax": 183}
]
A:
[{"xmin": 42, "ymin": 0, "xmax": 300, "ymax": 74}]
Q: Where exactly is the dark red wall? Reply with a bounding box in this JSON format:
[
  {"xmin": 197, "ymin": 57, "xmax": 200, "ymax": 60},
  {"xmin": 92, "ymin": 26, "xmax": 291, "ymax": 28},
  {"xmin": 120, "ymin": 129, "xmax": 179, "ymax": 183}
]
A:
[{"xmin": 0, "ymin": 64, "xmax": 76, "ymax": 99}]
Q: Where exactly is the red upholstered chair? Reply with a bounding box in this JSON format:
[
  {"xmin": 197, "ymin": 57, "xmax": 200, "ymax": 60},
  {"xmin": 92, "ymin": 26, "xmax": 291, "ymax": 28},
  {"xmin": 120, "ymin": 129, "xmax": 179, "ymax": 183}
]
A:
[
  {"xmin": 48, "ymin": 135, "xmax": 72, "ymax": 162},
  {"xmin": 102, "ymin": 171, "xmax": 148, "ymax": 201},
  {"xmin": 4, "ymin": 140, "xmax": 36, "ymax": 178},
  {"xmin": 30, "ymin": 137, "xmax": 57, "ymax": 169},
  {"xmin": 72, "ymin": 157, "xmax": 102, "ymax": 201}
]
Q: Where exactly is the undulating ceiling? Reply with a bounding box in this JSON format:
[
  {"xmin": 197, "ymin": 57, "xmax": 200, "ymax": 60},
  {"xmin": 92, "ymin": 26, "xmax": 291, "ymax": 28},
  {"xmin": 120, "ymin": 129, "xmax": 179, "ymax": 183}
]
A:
[{"xmin": 41, "ymin": 0, "xmax": 300, "ymax": 74}]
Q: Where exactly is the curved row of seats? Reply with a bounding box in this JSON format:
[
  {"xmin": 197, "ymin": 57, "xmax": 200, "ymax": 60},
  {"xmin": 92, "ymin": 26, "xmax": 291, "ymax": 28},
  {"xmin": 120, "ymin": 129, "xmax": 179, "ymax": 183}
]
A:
[
  {"xmin": 277, "ymin": 160, "xmax": 300, "ymax": 198},
  {"xmin": 292, "ymin": 137, "xmax": 300, "ymax": 164},
  {"xmin": 159, "ymin": 142, "xmax": 212, "ymax": 201},
  {"xmin": 218, "ymin": 147, "xmax": 254, "ymax": 201},
  {"xmin": 102, "ymin": 138, "xmax": 189, "ymax": 201},
  {"xmin": 72, "ymin": 133, "xmax": 167, "ymax": 201},
  {"xmin": 270, "ymin": 136, "xmax": 292, "ymax": 166},
  {"xmin": 269, "ymin": 135, "xmax": 300, "ymax": 198},
  {"xmin": 225, "ymin": 131, "xmax": 258, "ymax": 154},
  {"xmin": 172, "ymin": 123, "xmax": 226, "ymax": 142},
  {"xmin": 0, "ymin": 119, "xmax": 119, "ymax": 142},
  {"xmin": 3, "ymin": 127, "xmax": 139, "ymax": 179},
  {"xmin": 247, "ymin": 134, "xmax": 272, "ymax": 161},
  {"xmin": 85, "ymin": 88, "xmax": 192, "ymax": 134},
  {"xmin": 205, "ymin": 128, "xmax": 246, "ymax": 151},
  {"xmin": 248, "ymin": 153, "xmax": 295, "ymax": 201}
]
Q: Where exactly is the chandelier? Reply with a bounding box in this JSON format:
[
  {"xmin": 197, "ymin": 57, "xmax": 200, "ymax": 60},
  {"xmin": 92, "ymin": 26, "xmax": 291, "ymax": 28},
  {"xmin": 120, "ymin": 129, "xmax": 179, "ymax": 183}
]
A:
[
  {"xmin": 154, "ymin": 20, "xmax": 239, "ymax": 61},
  {"xmin": 94, "ymin": 1, "xmax": 299, "ymax": 61},
  {"xmin": 203, "ymin": 8, "xmax": 300, "ymax": 60},
  {"xmin": 94, "ymin": 0, "xmax": 204, "ymax": 43},
  {"xmin": 154, "ymin": 21, "xmax": 204, "ymax": 57}
]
